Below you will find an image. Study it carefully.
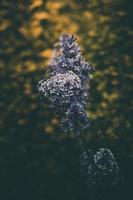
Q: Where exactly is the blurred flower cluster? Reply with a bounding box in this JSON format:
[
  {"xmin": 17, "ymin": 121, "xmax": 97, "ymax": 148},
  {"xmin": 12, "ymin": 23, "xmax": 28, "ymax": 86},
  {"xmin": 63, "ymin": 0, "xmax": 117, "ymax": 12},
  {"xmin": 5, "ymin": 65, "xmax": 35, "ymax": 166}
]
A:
[
  {"xmin": 38, "ymin": 33, "xmax": 95, "ymax": 135},
  {"xmin": 80, "ymin": 148, "xmax": 121, "ymax": 188}
]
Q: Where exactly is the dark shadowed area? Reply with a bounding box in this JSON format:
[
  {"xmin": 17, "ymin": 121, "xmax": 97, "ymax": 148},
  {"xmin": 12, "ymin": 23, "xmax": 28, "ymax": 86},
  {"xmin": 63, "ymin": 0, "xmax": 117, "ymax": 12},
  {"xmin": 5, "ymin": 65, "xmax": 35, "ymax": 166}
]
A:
[{"xmin": 0, "ymin": 0, "xmax": 133, "ymax": 199}]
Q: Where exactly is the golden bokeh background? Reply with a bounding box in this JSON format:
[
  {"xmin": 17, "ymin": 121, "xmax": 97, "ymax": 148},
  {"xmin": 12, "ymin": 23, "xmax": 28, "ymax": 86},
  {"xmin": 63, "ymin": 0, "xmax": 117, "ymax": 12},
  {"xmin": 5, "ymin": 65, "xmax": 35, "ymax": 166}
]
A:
[{"xmin": 0, "ymin": 0, "xmax": 132, "ymax": 199}]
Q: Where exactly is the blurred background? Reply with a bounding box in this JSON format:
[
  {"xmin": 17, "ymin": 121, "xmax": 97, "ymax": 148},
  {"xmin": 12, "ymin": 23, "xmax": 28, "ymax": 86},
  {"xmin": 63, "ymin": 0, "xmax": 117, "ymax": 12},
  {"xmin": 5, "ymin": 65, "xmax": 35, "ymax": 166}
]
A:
[{"xmin": 0, "ymin": 0, "xmax": 133, "ymax": 199}]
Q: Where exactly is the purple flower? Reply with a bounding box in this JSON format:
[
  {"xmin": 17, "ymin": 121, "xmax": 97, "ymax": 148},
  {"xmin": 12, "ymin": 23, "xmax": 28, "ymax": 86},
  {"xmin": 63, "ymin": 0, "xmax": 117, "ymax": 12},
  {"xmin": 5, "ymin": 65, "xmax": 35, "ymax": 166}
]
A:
[
  {"xmin": 61, "ymin": 102, "xmax": 89, "ymax": 135},
  {"xmin": 38, "ymin": 71, "xmax": 81, "ymax": 111},
  {"xmin": 48, "ymin": 34, "xmax": 95, "ymax": 82},
  {"xmin": 38, "ymin": 33, "xmax": 95, "ymax": 135}
]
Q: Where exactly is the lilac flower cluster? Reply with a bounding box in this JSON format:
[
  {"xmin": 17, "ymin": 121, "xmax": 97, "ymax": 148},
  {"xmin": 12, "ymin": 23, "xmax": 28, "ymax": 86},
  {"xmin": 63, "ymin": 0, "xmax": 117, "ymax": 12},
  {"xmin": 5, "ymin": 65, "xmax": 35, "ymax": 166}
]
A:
[
  {"xmin": 38, "ymin": 71, "xmax": 81, "ymax": 111},
  {"xmin": 38, "ymin": 33, "xmax": 95, "ymax": 135},
  {"xmin": 38, "ymin": 34, "xmax": 122, "ymax": 190},
  {"xmin": 61, "ymin": 102, "xmax": 89, "ymax": 135},
  {"xmin": 80, "ymin": 148, "xmax": 121, "ymax": 188}
]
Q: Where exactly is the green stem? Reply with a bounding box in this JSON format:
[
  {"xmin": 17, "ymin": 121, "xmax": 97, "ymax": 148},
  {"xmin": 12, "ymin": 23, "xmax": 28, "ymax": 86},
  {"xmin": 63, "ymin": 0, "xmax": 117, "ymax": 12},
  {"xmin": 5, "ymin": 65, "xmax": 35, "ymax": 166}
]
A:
[{"xmin": 79, "ymin": 134, "xmax": 88, "ymax": 153}]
